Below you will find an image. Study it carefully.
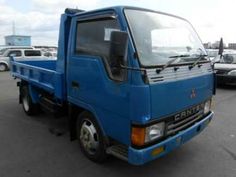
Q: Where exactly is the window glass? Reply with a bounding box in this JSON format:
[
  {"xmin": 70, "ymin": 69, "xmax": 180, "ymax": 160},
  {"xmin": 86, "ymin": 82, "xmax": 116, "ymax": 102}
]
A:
[
  {"xmin": 7, "ymin": 50, "xmax": 22, "ymax": 57},
  {"xmin": 75, "ymin": 18, "xmax": 126, "ymax": 81},
  {"xmin": 24, "ymin": 50, "xmax": 41, "ymax": 56},
  {"xmin": 125, "ymin": 9, "xmax": 207, "ymax": 66},
  {"xmin": 75, "ymin": 19, "xmax": 120, "ymax": 58},
  {"xmin": 0, "ymin": 48, "xmax": 8, "ymax": 55},
  {"xmin": 222, "ymin": 54, "xmax": 236, "ymax": 64},
  {"xmin": 44, "ymin": 52, "xmax": 52, "ymax": 57}
]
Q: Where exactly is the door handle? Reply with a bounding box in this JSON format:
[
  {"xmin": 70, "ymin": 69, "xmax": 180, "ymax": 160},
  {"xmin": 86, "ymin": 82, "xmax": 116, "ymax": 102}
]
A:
[{"xmin": 71, "ymin": 81, "xmax": 79, "ymax": 88}]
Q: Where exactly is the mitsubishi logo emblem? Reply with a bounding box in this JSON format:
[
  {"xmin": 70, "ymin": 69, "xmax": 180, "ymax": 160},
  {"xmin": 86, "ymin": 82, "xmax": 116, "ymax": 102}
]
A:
[{"xmin": 190, "ymin": 89, "xmax": 196, "ymax": 99}]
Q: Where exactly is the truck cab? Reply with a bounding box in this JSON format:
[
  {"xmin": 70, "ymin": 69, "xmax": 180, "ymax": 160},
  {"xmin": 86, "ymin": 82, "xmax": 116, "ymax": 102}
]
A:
[{"xmin": 11, "ymin": 6, "xmax": 214, "ymax": 165}]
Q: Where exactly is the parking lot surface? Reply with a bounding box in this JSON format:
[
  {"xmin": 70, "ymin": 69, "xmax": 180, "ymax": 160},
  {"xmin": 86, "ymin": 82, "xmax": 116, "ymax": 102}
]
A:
[{"xmin": 0, "ymin": 72, "xmax": 235, "ymax": 177}]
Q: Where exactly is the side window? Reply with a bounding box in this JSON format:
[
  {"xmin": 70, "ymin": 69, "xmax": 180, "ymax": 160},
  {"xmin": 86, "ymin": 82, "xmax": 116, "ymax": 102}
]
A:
[
  {"xmin": 7, "ymin": 50, "xmax": 22, "ymax": 57},
  {"xmin": 44, "ymin": 52, "xmax": 52, "ymax": 57},
  {"xmin": 75, "ymin": 18, "xmax": 126, "ymax": 81},
  {"xmin": 24, "ymin": 50, "xmax": 42, "ymax": 57}
]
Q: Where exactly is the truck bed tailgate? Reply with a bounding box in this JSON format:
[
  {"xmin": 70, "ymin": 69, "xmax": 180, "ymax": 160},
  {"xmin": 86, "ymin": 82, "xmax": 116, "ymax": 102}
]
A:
[{"xmin": 11, "ymin": 60, "xmax": 64, "ymax": 99}]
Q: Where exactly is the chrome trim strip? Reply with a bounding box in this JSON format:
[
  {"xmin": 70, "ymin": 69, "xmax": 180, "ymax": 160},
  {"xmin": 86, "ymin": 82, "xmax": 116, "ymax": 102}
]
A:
[
  {"xmin": 166, "ymin": 113, "xmax": 204, "ymax": 135},
  {"xmin": 167, "ymin": 110, "xmax": 203, "ymax": 130}
]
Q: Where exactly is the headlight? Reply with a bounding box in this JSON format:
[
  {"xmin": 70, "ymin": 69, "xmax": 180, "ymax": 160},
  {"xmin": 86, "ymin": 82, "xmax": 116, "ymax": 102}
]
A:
[
  {"xmin": 145, "ymin": 122, "xmax": 165, "ymax": 142},
  {"xmin": 228, "ymin": 70, "xmax": 236, "ymax": 76},
  {"xmin": 204, "ymin": 100, "xmax": 211, "ymax": 114},
  {"xmin": 131, "ymin": 122, "xmax": 165, "ymax": 146}
]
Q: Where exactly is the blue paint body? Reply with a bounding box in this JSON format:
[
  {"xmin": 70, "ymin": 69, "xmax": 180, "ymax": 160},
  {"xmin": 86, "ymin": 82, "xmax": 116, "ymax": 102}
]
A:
[
  {"xmin": 128, "ymin": 112, "xmax": 214, "ymax": 165},
  {"xmin": 10, "ymin": 6, "xmax": 214, "ymax": 165}
]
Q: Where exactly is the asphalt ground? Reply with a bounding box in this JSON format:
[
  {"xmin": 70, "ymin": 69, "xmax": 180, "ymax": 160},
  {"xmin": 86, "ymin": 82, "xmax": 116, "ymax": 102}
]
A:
[{"xmin": 0, "ymin": 71, "xmax": 235, "ymax": 177}]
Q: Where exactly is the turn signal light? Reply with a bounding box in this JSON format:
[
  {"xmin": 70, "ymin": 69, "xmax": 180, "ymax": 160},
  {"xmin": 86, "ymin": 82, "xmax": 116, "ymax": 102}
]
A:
[{"xmin": 131, "ymin": 127, "xmax": 145, "ymax": 146}]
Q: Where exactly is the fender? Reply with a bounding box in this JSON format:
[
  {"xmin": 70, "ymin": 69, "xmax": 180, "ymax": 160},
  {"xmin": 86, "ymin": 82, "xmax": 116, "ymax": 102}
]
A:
[{"xmin": 68, "ymin": 97, "xmax": 107, "ymax": 141}]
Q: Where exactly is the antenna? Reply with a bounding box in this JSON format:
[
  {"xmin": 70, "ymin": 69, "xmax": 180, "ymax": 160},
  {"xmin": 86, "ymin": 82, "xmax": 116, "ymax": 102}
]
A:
[{"xmin": 12, "ymin": 21, "xmax": 16, "ymax": 35}]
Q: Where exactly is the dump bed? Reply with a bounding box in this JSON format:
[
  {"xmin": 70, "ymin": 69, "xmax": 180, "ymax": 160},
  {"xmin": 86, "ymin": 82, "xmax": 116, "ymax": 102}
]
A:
[{"xmin": 11, "ymin": 59, "xmax": 64, "ymax": 99}]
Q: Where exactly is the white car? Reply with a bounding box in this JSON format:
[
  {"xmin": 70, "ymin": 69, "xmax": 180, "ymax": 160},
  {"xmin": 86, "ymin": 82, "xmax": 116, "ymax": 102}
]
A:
[
  {"xmin": 214, "ymin": 53, "xmax": 236, "ymax": 85},
  {"xmin": 0, "ymin": 46, "xmax": 34, "ymax": 56},
  {"xmin": 206, "ymin": 49, "xmax": 218, "ymax": 61},
  {"xmin": 43, "ymin": 51, "xmax": 57, "ymax": 59},
  {"xmin": 0, "ymin": 49, "xmax": 45, "ymax": 71}
]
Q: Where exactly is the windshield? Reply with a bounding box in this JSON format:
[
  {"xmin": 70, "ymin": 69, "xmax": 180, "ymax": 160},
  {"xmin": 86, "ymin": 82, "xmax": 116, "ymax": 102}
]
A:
[
  {"xmin": 207, "ymin": 50, "xmax": 218, "ymax": 58},
  {"xmin": 125, "ymin": 9, "xmax": 207, "ymax": 66},
  {"xmin": 0, "ymin": 48, "xmax": 8, "ymax": 55}
]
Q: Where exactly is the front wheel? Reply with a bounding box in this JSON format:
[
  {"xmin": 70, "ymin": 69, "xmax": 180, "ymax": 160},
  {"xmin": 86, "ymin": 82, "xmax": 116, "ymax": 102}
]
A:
[
  {"xmin": 77, "ymin": 111, "xmax": 107, "ymax": 163},
  {"xmin": 21, "ymin": 85, "xmax": 40, "ymax": 116},
  {"xmin": 0, "ymin": 63, "xmax": 8, "ymax": 72}
]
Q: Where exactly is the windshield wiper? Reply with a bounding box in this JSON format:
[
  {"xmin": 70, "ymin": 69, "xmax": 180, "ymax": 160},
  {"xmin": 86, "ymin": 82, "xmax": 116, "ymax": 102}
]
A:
[
  {"xmin": 156, "ymin": 54, "xmax": 190, "ymax": 73},
  {"xmin": 189, "ymin": 54, "xmax": 208, "ymax": 70},
  {"xmin": 169, "ymin": 54, "xmax": 191, "ymax": 58}
]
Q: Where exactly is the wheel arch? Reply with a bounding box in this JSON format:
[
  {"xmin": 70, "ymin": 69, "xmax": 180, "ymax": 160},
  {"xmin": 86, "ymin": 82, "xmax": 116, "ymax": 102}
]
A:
[
  {"xmin": 68, "ymin": 102, "xmax": 107, "ymax": 143},
  {"xmin": 19, "ymin": 81, "xmax": 40, "ymax": 104}
]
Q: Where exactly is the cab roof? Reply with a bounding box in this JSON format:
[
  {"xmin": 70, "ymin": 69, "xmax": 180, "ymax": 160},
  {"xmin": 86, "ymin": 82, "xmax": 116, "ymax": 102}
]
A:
[{"xmin": 65, "ymin": 6, "xmax": 187, "ymax": 22}]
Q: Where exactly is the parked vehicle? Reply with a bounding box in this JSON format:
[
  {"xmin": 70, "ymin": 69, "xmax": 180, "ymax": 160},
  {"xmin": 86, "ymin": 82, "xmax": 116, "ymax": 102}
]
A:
[
  {"xmin": 206, "ymin": 49, "xmax": 218, "ymax": 61},
  {"xmin": 43, "ymin": 51, "xmax": 57, "ymax": 59},
  {"xmin": 214, "ymin": 53, "xmax": 236, "ymax": 85},
  {"xmin": 0, "ymin": 46, "xmax": 34, "ymax": 56},
  {"xmin": 10, "ymin": 7, "xmax": 215, "ymax": 165},
  {"xmin": 0, "ymin": 49, "xmax": 45, "ymax": 71}
]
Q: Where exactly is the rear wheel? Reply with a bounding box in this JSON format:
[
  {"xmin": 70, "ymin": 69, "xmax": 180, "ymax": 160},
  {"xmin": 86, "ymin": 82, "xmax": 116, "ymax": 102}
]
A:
[
  {"xmin": 21, "ymin": 85, "xmax": 40, "ymax": 115},
  {"xmin": 0, "ymin": 63, "xmax": 7, "ymax": 72},
  {"xmin": 77, "ymin": 111, "xmax": 107, "ymax": 163}
]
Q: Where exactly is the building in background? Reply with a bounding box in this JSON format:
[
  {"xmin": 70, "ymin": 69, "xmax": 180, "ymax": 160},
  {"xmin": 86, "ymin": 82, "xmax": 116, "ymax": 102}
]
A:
[
  {"xmin": 4, "ymin": 35, "xmax": 31, "ymax": 46},
  {"xmin": 204, "ymin": 41, "xmax": 227, "ymax": 49},
  {"xmin": 228, "ymin": 43, "xmax": 236, "ymax": 50},
  {"xmin": 34, "ymin": 46, "xmax": 57, "ymax": 52},
  {"xmin": 203, "ymin": 42, "xmax": 212, "ymax": 49}
]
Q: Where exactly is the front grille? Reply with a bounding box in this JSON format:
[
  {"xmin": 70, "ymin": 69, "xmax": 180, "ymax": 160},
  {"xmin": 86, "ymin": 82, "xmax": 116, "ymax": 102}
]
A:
[
  {"xmin": 146, "ymin": 63, "xmax": 213, "ymax": 84},
  {"xmin": 166, "ymin": 104, "xmax": 205, "ymax": 136}
]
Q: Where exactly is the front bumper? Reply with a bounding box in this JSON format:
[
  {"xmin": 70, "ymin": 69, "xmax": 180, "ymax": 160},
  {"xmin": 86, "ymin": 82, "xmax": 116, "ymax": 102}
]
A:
[
  {"xmin": 217, "ymin": 74, "xmax": 236, "ymax": 84},
  {"xmin": 128, "ymin": 111, "xmax": 214, "ymax": 165}
]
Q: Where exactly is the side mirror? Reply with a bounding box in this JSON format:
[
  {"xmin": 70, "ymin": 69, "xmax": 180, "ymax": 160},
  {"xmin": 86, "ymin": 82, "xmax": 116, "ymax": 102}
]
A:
[{"xmin": 109, "ymin": 31, "xmax": 128, "ymax": 68}]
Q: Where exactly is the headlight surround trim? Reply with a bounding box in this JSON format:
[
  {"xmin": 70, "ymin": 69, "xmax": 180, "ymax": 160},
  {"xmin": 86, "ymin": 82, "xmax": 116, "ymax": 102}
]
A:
[{"xmin": 204, "ymin": 100, "xmax": 211, "ymax": 114}]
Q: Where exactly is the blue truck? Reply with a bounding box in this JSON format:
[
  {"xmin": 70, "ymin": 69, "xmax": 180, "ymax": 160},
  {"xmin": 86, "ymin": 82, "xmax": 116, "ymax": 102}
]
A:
[{"xmin": 11, "ymin": 6, "xmax": 215, "ymax": 165}]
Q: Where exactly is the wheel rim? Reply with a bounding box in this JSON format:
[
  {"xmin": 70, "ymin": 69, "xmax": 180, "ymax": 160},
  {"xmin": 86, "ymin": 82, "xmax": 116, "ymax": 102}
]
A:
[
  {"xmin": 22, "ymin": 94, "xmax": 29, "ymax": 112},
  {"xmin": 80, "ymin": 119, "xmax": 99, "ymax": 155},
  {"xmin": 0, "ymin": 64, "xmax": 6, "ymax": 71}
]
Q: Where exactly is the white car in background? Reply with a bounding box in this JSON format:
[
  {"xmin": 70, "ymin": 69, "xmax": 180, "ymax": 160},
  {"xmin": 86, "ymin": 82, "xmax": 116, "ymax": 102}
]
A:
[
  {"xmin": 43, "ymin": 51, "xmax": 57, "ymax": 59},
  {"xmin": 0, "ymin": 49, "xmax": 46, "ymax": 71},
  {"xmin": 214, "ymin": 52, "xmax": 236, "ymax": 85},
  {"xmin": 206, "ymin": 49, "xmax": 218, "ymax": 61},
  {"xmin": 0, "ymin": 46, "xmax": 34, "ymax": 56}
]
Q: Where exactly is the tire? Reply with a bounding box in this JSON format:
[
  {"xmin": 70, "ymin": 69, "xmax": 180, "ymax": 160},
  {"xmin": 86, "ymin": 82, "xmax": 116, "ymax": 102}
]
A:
[
  {"xmin": 21, "ymin": 85, "xmax": 40, "ymax": 116},
  {"xmin": 77, "ymin": 111, "xmax": 107, "ymax": 163},
  {"xmin": 0, "ymin": 63, "xmax": 8, "ymax": 72}
]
